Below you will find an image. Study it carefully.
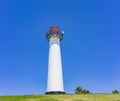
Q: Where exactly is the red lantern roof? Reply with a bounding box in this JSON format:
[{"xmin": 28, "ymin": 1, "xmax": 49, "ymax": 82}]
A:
[{"xmin": 50, "ymin": 26, "xmax": 59, "ymax": 35}]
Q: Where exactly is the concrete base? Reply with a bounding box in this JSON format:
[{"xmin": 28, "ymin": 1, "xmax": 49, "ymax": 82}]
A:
[{"xmin": 45, "ymin": 91, "xmax": 65, "ymax": 94}]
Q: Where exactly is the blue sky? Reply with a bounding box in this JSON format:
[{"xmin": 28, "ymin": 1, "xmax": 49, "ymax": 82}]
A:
[{"xmin": 0, "ymin": 0, "xmax": 120, "ymax": 95}]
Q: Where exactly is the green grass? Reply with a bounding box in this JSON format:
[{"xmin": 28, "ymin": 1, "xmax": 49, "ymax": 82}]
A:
[{"xmin": 0, "ymin": 94, "xmax": 120, "ymax": 101}]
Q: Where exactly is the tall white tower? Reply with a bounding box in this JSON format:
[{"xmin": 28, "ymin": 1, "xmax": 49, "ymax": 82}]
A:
[{"xmin": 46, "ymin": 26, "xmax": 65, "ymax": 94}]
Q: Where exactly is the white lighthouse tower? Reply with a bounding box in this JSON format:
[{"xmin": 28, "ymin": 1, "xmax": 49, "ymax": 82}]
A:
[{"xmin": 46, "ymin": 26, "xmax": 65, "ymax": 94}]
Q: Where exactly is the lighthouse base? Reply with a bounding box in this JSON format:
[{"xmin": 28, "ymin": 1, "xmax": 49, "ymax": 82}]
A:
[{"xmin": 45, "ymin": 91, "xmax": 65, "ymax": 94}]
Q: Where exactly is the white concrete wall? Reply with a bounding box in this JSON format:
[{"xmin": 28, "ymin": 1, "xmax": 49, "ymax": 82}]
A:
[{"xmin": 47, "ymin": 36, "xmax": 64, "ymax": 92}]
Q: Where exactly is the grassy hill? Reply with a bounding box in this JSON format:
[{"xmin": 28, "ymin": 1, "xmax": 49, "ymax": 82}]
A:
[{"xmin": 0, "ymin": 94, "xmax": 120, "ymax": 101}]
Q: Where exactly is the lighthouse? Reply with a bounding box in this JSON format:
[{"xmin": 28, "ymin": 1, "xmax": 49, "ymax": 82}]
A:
[{"xmin": 46, "ymin": 26, "xmax": 65, "ymax": 94}]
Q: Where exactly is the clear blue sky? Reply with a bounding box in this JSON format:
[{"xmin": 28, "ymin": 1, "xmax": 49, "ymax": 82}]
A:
[{"xmin": 0, "ymin": 0, "xmax": 120, "ymax": 95}]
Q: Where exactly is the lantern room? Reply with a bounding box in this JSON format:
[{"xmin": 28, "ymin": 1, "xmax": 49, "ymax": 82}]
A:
[
  {"xmin": 46, "ymin": 26, "xmax": 63, "ymax": 41},
  {"xmin": 50, "ymin": 26, "xmax": 59, "ymax": 35}
]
